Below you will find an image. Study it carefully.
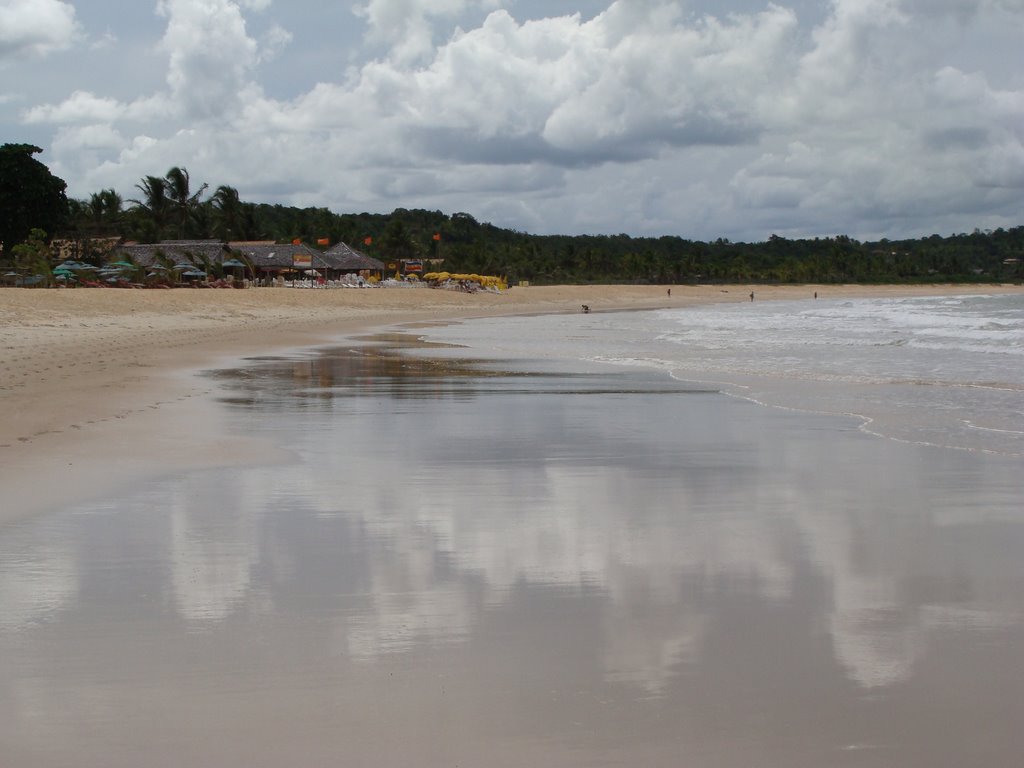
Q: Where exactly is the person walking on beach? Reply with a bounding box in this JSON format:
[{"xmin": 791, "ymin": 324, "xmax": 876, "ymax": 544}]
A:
[
  {"xmin": 667, "ymin": 288, "xmax": 671, "ymax": 297},
  {"xmin": 750, "ymin": 291, "xmax": 754, "ymax": 302}
]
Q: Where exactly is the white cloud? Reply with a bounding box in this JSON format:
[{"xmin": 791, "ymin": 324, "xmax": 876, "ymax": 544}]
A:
[
  {"xmin": 158, "ymin": 0, "xmax": 262, "ymax": 120},
  {"xmin": 13, "ymin": 0, "xmax": 1024, "ymax": 239},
  {"xmin": 24, "ymin": 90, "xmax": 124, "ymax": 124},
  {"xmin": 90, "ymin": 30, "xmax": 118, "ymax": 51},
  {"xmin": 354, "ymin": 0, "xmax": 502, "ymax": 62},
  {"xmin": 258, "ymin": 22, "xmax": 293, "ymax": 62},
  {"xmin": 0, "ymin": 0, "xmax": 78, "ymax": 58}
]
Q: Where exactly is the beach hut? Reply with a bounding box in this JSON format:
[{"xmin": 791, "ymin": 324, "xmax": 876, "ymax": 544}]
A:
[
  {"xmin": 228, "ymin": 242, "xmax": 321, "ymax": 284},
  {"xmin": 322, "ymin": 242, "xmax": 385, "ymax": 281}
]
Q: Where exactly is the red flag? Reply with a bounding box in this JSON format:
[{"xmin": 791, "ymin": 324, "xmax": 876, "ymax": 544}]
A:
[
  {"xmin": 432, "ymin": 233, "xmax": 441, "ymax": 241},
  {"xmin": 317, "ymin": 238, "xmax": 329, "ymax": 246},
  {"xmin": 363, "ymin": 236, "xmax": 373, "ymax": 246},
  {"xmin": 292, "ymin": 238, "xmax": 301, "ymax": 245}
]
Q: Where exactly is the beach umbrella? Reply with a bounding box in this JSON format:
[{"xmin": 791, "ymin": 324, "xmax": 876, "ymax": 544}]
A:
[
  {"xmin": 181, "ymin": 269, "xmax": 207, "ymax": 278},
  {"xmin": 108, "ymin": 261, "xmax": 136, "ymax": 268},
  {"xmin": 221, "ymin": 258, "xmax": 247, "ymax": 268},
  {"xmin": 55, "ymin": 261, "xmax": 94, "ymax": 272}
]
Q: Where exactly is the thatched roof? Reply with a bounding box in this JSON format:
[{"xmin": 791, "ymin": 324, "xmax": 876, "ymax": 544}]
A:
[
  {"xmin": 229, "ymin": 243, "xmax": 320, "ymax": 270},
  {"xmin": 107, "ymin": 240, "xmax": 384, "ymax": 273},
  {"xmin": 111, "ymin": 241, "xmax": 228, "ymax": 267},
  {"xmin": 323, "ymin": 242, "xmax": 385, "ymax": 271}
]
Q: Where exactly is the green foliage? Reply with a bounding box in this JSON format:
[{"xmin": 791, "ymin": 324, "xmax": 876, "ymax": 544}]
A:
[
  {"xmin": 10, "ymin": 228, "xmax": 53, "ymax": 284},
  {"xmin": 0, "ymin": 144, "xmax": 68, "ymax": 259},
  {"xmin": 53, "ymin": 160, "xmax": 1024, "ymax": 284},
  {"xmin": 125, "ymin": 167, "xmax": 211, "ymax": 241}
]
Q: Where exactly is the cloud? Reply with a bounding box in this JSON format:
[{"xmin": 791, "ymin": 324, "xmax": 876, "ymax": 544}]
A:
[
  {"xmin": 16, "ymin": 0, "xmax": 1024, "ymax": 239},
  {"xmin": 258, "ymin": 23, "xmax": 293, "ymax": 62},
  {"xmin": 90, "ymin": 30, "xmax": 118, "ymax": 51},
  {"xmin": 0, "ymin": 0, "xmax": 78, "ymax": 58},
  {"xmin": 296, "ymin": 4, "xmax": 799, "ymax": 167},
  {"xmin": 24, "ymin": 90, "xmax": 125, "ymax": 124},
  {"xmin": 157, "ymin": 0, "xmax": 262, "ymax": 120},
  {"xmin": 354, "ymin": 0, "xmax": 502, "ymax": 63}
]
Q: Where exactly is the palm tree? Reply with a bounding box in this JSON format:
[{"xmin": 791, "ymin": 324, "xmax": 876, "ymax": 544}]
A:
[
  {"xmin": 211, "ymin": 185, "xmax": 243, "ymax": 241},
  {"xmin": 165, "ymin": 166, "xmax": 208, "ymax": 239},
  {"xmin": 130, "ymin": 175, "xmax": 170, "ymax": 242},
  {"xmin": 87, "ymin": 188, "xmax": 123, "ymax": 233}
]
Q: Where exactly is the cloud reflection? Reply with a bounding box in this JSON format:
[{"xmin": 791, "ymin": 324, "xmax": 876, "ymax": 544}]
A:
[
  {"xmin": 168, "ymin": 475, "xmax": 261, "ymax": 623},
  {"xmin": 0, "ymin": 543, "xmax": 79, "ymax": 632}
]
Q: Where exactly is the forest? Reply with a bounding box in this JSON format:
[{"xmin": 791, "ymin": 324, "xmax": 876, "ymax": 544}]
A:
[
  {"xmin": 71, "ymin": 190, "xmax": 1024, "ymax": 285},
  {"xmin": 3, "ymin": 148, "xmax": 1022, "ymax": 285}
]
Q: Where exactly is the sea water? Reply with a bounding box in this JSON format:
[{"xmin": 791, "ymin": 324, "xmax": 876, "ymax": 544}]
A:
[
  {"xmin": 417, "ymin": 292, "xmax": 1024, "ymax": 455},
  {"xmin": 0, "ymin": 293, "xmax": 1022, "ymax": 767}
]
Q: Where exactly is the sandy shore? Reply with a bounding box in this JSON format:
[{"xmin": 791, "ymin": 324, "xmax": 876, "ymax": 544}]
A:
[{"xmin": 2, "ymin": 282, "xmax": 1021, "ymax": 522}]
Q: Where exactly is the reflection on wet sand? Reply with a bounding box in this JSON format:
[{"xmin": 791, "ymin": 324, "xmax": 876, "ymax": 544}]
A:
[
  {"xmin": 0, "ymin": 541, "xmax": 79, "ymax": 632},
  {"xmin": 214, "ymin": 341, "xmax": 1024, "ymax": 691},
  {"xmin": 169, "ymin": 479, "xmax": 262, "ymax": 624},
  {"xmin": 1, "ymin": 340, "xmax": 1023, "ymax": 766}
]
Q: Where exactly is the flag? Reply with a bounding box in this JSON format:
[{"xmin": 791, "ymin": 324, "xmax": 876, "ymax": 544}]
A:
[
  {"xmin": 317, "ymin": 238, "xmax": 329, "ymax": 246},
  {"xmin": 292, "ymin": 238, "xmax": 301, "ymax": 245},
  {"xmin": 363, "ymin": 236, "xmax": 373, "ymax": 245},
  {"xmin": 432, "ymin": 233, "xmax": 441, "ymax": 241}
]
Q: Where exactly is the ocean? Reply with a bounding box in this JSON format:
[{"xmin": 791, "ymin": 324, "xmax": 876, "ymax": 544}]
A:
[
  {"xmin": 0, "ymin": 292, "xmax": 1021, "ymax": 766},
  {"xmin": 416, "ymin": 292, "xmax": 1024, "ymax": 455}
]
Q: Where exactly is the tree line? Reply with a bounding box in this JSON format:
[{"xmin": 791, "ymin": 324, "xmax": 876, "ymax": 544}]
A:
[{"xmin": 2, "ymin": 144, "xmax": 1022, "ymax": 284}]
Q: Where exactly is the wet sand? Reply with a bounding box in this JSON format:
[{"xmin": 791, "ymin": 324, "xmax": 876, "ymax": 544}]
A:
[
  {"xmin": 4, "ymin": 282, "xmax": 1021, "ymax": 522},
  {"xmin": 1, "ymin": 329, "xmax": 1022, "ymax": 767}
]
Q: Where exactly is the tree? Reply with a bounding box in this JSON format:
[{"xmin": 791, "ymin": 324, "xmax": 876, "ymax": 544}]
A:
[
  {"xmin": 165, "ymin": 166, "xmax": 208, "ymax": 239},
  {"xmin": 92, "ymin": 188, "xmax": 123, "ymax": 228},
  {"xmin": 130, "ymin": 175, "xmax": 171, "ymax": 242},
  {"xmin": 0, "ymin": 144, "xmax": 68, "ymax": 259},
  {"xmin": 211, "ymin": 185, "xmax": 246, "ymax": 240},
  {"xmin": 380, "ymin": 218, "xmax": 418, "ymax": 262},
  {"xmin": 10, "ymin": 228, "xmax": 53, "ymax": 284}
]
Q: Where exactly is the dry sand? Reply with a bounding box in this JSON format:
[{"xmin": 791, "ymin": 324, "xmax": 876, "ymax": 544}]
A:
[{"xmin": 2, "ymin": 282, "xmax": 1021, "ymax": 521}]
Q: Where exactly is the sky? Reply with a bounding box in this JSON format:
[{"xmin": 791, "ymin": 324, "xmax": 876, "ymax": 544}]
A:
[{"xmin": 1, "ymin": 0, "xmax": 1022, "ymax": 241}]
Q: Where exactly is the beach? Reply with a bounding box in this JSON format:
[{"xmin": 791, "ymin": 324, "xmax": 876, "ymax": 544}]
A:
[
  {"xmin": 5, "ymin": 282, "xmax": 1022, "ymax": 524},
  {"xmin": 2, "ymin": 283, "xmax": 1023, "ymax": 767}
]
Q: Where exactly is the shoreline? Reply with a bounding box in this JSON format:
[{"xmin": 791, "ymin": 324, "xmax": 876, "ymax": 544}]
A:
[{"xmin": 2, "ymin": 283, "xmax": 1022, "ymax": 523}]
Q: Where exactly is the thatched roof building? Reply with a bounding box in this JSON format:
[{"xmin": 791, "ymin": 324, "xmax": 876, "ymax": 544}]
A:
[
  {"xmin": 322, "ymin": 242, "xmax": 385, "ymax": 272},
  {"xmin": 228, "ymin": 242, "xmax": 320, "ymax": 273},
  {"xmin": 111, "ymin": 240, "xmax": 229, "ymax": 268},
  {"xmin": 108, "ymin": 240, "xmax": 383, "ymax": 278}
]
